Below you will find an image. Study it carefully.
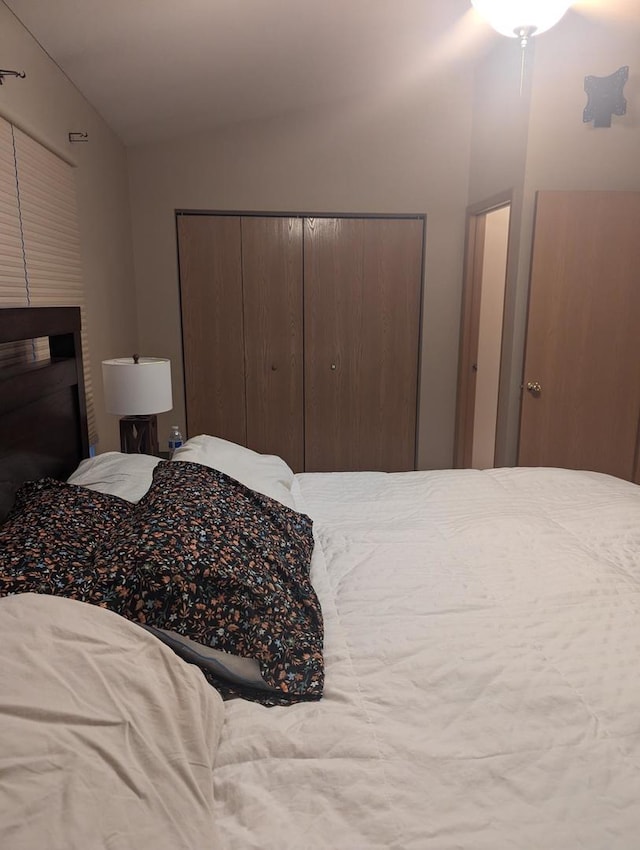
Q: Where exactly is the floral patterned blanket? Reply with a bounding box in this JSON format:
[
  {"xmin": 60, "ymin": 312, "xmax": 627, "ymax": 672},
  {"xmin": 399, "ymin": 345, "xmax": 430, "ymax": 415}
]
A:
[{"xmin": 0, "ymin": 462, "xmax": 323, "ymax": 706}]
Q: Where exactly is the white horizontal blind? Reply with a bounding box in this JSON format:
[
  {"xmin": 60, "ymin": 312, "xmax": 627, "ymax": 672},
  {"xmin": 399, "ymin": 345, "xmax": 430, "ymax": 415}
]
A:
[
  {"xmin": 13, "ymin": 128, "xmax": 97, "ymax": 445},
  {"xmin": 0, "ymin": 118, "xmax": 30, "ymax": 369}
]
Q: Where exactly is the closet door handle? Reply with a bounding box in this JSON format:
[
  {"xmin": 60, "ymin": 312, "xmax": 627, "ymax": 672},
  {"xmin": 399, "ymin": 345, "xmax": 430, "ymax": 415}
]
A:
[
  {"xmin": 330, "ymin": 363, "xmax": 336, "ymax": 371},
  {"xmin": 526, "ymin": 381, "xmax": 542, "ymax": 395}
]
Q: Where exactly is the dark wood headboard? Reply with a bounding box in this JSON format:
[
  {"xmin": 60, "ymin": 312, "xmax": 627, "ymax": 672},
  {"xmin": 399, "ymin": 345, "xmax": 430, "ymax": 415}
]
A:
[{"xmin": 0, "ymin": 306, "xmax": 90, "ymax": 521}]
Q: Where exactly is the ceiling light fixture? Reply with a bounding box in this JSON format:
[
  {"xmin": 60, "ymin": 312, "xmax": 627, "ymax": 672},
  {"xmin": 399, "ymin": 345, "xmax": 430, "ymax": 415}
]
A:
[{"xmin": 471, "ymin": 0, "xmax": 572, "ymax": 47}]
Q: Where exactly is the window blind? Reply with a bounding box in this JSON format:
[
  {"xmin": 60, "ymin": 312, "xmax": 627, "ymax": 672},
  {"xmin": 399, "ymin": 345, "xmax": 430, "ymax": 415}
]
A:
[
  {"xmin": 0, "ymin": 118, "xmax": 30, "ymax": 368},
  {"xmin": 0, "ymin": 120, "xmax": 24, "ymax": 303},
  {"xmin": 0, "ymin": 120, "xmax": 97, "ymax": 445}
]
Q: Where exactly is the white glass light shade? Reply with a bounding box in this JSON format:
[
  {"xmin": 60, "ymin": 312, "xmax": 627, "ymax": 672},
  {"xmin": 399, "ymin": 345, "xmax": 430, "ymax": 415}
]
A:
[
  {"xmin": 471, "ymin": 0, "xmax": 572, "ymax": 38},
  {"xmin": 102, "ymin": 357, "xmax": 173, "ymax": 416}
]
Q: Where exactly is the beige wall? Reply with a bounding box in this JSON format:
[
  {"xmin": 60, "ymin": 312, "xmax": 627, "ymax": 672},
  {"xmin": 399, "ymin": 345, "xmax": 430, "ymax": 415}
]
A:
[
  {"xmin": 0, "ymin": 1, "xmax": 137, "ymax": 451},
  {"xmin": 468, "ymin": 13, "xmax": 640, "ymax": 465},
  {"xmin": 128, "ymin": 76, "xmax": 474, "ymax": 467},
  {"xmin": 466, "ymin": 39, "xmax": 532, "ymax": 467},
  {"xmin": 468, "ymin": 40, "xmax": 531, "ymax": 208}
]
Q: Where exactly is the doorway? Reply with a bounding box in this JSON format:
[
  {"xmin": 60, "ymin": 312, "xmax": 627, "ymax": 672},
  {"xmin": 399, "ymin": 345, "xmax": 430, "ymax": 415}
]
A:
[{"xmin": 455, "ymin": 197, "xmax": 511, "ymax": 469}]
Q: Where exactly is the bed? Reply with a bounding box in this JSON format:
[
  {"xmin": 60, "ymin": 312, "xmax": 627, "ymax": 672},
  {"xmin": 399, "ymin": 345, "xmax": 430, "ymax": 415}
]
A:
[{"xmin": 2, "ymin": 307, "xmax": 640, "ymax": 850}]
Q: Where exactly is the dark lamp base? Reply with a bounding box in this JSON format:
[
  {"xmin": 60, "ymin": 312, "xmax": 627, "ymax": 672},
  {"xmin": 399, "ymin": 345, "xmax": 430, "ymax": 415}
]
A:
[{"xmin": 119, "ymin": 415, "xmax": 159, "ymax": 455}]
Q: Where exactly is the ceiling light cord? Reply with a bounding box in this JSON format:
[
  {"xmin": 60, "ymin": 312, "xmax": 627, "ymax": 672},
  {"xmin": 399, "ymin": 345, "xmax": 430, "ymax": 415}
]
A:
[{"xmin": 516, "ymin": 27, "xmax": 536, "ymax": 96}]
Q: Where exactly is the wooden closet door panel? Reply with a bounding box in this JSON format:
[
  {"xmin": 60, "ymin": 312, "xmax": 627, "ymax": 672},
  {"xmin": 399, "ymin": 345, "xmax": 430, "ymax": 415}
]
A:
[
  {"xmin": 304, "ymin": 217, "xmax": 423, "ymax": 472},
  {"xmin": 177, "ymin": 214, "xmax": 246, "ymax": 444},
  {"xmin": 304, "ymin": 218, "xmax": 363, "ymax": 472},
  {"xmin": 241, "ymin": 217, "xmax": 304, "ymax": 472},
  {"xmin": 519, "ymin": 191, "xmax": 640, "ymax": 480},
  {"xmin": 362, "ymin": 217, "xmax": 423, "ymax": 469}
]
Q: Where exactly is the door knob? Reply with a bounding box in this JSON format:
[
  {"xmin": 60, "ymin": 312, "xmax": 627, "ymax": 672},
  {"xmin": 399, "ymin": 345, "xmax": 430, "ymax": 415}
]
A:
[{"xmin": 526, "ymin": 381, "xmax": 542, "ymax": 395}]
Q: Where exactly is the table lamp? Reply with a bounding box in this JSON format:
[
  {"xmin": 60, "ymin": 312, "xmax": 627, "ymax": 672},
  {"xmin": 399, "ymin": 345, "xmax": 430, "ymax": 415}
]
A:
[{"xmin": 102, "ymin": 355, "xmax": 172, "ymax": 455}]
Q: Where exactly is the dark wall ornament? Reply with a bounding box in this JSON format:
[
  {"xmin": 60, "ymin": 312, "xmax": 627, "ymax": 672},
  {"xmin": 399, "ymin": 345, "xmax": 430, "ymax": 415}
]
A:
[{"xmin": 583, "ymin": 65, "xmax": 629, "ymax": 128}]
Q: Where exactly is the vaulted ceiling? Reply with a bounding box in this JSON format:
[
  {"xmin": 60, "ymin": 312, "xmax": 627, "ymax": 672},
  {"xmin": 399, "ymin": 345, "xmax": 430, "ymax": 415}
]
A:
[
  {"xmin": 4, "ymin": 0, "xmax": 487, "ymax": 145},
  {"xmin": 6, "ymin": 1, "xmax": 637, "ymax": 146}
]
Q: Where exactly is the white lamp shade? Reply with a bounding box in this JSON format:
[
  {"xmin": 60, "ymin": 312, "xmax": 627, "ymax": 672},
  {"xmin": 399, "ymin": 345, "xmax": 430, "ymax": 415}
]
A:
[
  {"xmin": 102, "ymin": 357, "xmax": 173, "ymax": 416},
  {"xmin": 471, "ymin": 0, "xmax": 572, "ymax": 38}
]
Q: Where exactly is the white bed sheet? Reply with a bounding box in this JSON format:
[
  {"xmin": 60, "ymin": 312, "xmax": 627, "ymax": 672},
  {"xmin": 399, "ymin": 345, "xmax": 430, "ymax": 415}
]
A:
[{"xmin": 213, "ymin": 466, "xmax": 640, "ymax": 849}]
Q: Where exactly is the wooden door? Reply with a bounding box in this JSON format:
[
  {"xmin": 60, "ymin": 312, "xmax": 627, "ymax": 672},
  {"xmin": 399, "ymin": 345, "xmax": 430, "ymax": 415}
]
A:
[
  {"xmin": 304, "ymin": 217, "xmax": 423, "ymax": 472},
  {"xmin": 241, "ymin": 217, "xmax": 304, "ymax": 472},
  {"xmin": 177, "ymin": 215, "xmax": 246, "ymax": 444},
  {"xmin": 519, "ymin": 191, "xmax": 640, "ymax": 481}
]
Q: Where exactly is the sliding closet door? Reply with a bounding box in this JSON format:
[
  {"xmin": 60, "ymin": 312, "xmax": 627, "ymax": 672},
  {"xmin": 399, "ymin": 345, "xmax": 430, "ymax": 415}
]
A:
[
  {"xmin": 241, "ymin": 217, "xmax": 304, "ymax": 472},
  {"xmin": 177, "ymin": 215, "xmax": 246, "ymax": 443},
  {"xmin": 304, "ymin": 217, "xmax": 423, "ymax": 472}
]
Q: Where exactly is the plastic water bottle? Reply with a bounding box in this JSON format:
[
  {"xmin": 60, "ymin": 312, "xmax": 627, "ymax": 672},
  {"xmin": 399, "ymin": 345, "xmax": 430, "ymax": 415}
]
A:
[{"xmin": 168, "ymin": 425, "xmax": 184, "ymax": 458}]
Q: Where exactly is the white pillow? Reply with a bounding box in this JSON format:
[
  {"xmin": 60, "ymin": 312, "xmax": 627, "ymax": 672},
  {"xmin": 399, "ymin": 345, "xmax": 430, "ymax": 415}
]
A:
[
  {"xmin": 67, "ymin": 452, "xmax": 160, "ymax": 502},
  {"xmin": 171, "ymin": 435, "xmax": 296, "ymax": 509}
]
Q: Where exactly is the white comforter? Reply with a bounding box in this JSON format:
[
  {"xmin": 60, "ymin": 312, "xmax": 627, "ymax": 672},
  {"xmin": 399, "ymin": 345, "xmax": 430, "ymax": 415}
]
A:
[
  {"xmin": 214, "ymin": 467, "xmax": 640, "ymax": 849},
  {"xmin": 0, "ymin": 593, "xmax": 224, "ymax": 850}
]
